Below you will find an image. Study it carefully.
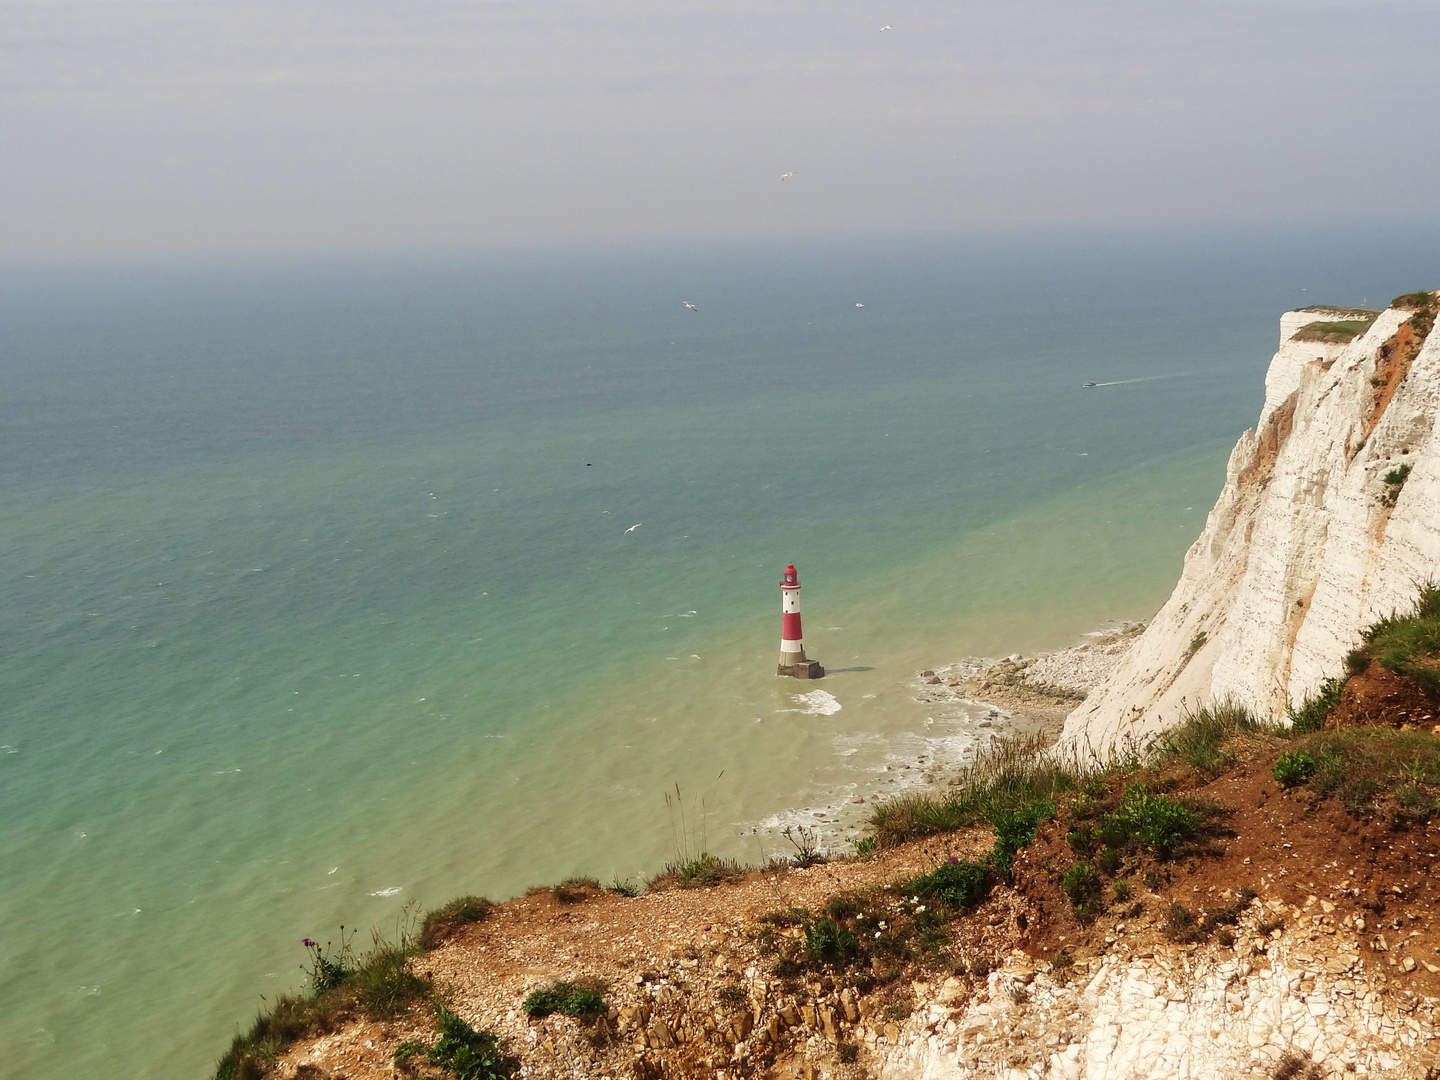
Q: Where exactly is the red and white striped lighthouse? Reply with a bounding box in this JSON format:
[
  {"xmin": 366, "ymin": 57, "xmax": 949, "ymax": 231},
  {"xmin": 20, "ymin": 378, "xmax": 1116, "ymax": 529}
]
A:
[{"xmin": 777, "ymin": 563, "xmax": 824, "ymax": 679}]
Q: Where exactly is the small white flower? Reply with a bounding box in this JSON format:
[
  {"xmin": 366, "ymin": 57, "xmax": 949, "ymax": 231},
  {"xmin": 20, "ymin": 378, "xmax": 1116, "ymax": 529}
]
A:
[
  {"xmin": 916, "ymin": 905, "xmax": 926, "ymax": 913},
  {"xmin": 875, "ymin": 931, "xmax": 882, "ymax": 938}
]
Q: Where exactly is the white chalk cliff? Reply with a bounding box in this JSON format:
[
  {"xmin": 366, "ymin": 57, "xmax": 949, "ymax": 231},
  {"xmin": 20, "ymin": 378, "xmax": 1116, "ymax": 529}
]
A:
[{"xmin": 1060, "ymin": 295, "xmax": 1440, "ymax": 757}]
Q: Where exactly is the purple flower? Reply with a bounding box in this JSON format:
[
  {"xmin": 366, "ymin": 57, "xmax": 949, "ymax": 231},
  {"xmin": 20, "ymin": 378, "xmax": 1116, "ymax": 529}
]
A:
[
  {"xmin": 948, "ymin": 856, "xmax": 959, "ymax": 864},
  {"xmin": 302, "ymin": 938, "xmax": 314, "ymax": 947}
]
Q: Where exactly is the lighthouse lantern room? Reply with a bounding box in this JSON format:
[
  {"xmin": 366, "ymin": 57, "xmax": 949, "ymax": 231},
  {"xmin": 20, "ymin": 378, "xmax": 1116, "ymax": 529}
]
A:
[{"xmin": 777, "ymin": 563, "xmax": 824, "ymax": 679}]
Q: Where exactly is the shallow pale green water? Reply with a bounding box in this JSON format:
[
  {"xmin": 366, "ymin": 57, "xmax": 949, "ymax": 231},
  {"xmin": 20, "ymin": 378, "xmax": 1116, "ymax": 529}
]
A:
[{"xmin": 4, "ymin": 232, "xmax": 1435, "ymax": 1078}]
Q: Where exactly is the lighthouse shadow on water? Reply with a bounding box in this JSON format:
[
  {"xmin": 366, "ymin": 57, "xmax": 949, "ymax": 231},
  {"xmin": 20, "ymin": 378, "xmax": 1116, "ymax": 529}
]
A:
[{"xmin": 776, "ymin": 563, "xmax": 824, "ymax": 679}]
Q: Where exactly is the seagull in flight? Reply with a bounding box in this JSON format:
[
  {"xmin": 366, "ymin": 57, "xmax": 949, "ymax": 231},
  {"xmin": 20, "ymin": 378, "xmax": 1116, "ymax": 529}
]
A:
[
  {"xmin": 879, "ymin": 24, "xmax": 892, "ymax": 31},
  {"xmin": 780, "ymin": 172, "xmax": 793, "ymax": 180},
  {"xmin": 625, "ymin": 523, "xmax": 643, "ymax": 534},
  {"xmin": 682, "ymin": 300, "xmax": 698, "ymax": 312},
  {"xmin": 855, "ymin": 302, "xmax": 865, "ymax": 308}
]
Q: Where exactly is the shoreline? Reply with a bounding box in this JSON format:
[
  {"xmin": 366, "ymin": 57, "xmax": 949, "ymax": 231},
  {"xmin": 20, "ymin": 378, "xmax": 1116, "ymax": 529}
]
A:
[{"xmin": 747, "ymin": 625, "xmax": 1145, "ymax": 859}]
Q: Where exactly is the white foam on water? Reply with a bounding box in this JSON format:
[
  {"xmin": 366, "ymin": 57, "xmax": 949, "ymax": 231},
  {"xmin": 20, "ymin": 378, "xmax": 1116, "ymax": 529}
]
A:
[
  {"xmin": 368, "ymin": 887, "xmax": 403, "ymax": 898},
  {"xmin": 788, "ymin": 690, "xmax": 841, "ymax": 715}
]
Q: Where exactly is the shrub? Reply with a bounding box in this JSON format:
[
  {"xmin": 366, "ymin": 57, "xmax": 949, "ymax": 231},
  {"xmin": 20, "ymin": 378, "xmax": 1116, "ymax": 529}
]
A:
[
  {"xmin": 1273, "ymin": 751, "xmax": 1317, "ymax": 788},
  {"xmin": 1111, "ymin": 879, "xmax": 1132, "ymax": 903},
  {"xmin": 424, "ymin": 1006, "xmax": 514, "ymax": 1080},
  {"xmin": 1163, "ymin": 903, "xmax": 1208, "ymax": 944},
  {"xmin": 805, "ymin": 917, "xmax": 859, "ymax": 965},
  {"xmin": 1111, "ymin": 786, "xmax": 1198, "ymax": 859},
  {"xmin": 837, "ymin": 1042, "xmax": 859, "ymax": 1063},
  {"xmin": 1288, "ymin": 677, "xmax": 1346, "ymax": 735},
  {"xmin": 853, "ymin": 835, "xmax": 878, "ymax": 857},
  {"xmin": 302, "ymin": 931, "xmax": 357, "ymax": 994},
  {"xmin": 350, "ymin": 943, "xmax": 428, "ymax": 1018},
  {"xmin": 652, "ymin": 852, "xmax": 746, "ymax": 889},
  {"xmin": 717, "ymin": 984, "xmax": 747, "ymax": 1006},
  {"xmin": 522, "ymin": 981, "xmax": 606, "ymax": 1019},
  {"xmin": 216, "ymin": 913, "xmax": 428, "ymax": 1080},
  {"xmin": 1096, "ymin": 846, "xmax": 1122, "ymax": 876},
  {"xmin": 421, "ymin": 896, "xmax": 493, "ymax": 949},
  {"xmin": 1356, "ymin": 582, "xmax": 1440, "ymax": 690},
  {"xmin": 1156, "ymin": 700, "xmax": 1256, "ymax": 777},
  {"xmin": 1060, "ymin": 864, "xmax": 1102, "ymax": 915},
  {"xmin": 607, "ymin": 877, "xmax": 643, "ymax": 898},
  {"xmin": 867, "ymin": 733, "xmax": 1073, "ymax": 848},
  {"xmin": 552, "ymin": 877, "xmax": 600, "ymax": 903},
  {"xmin": 1392, "ymin": 291, "xmax": 1434, "ymax": 310},
  {"xmin": 988, "ymin": 798, "xmax": 1054, "ymax": 878},
  {"xmin": 782, "ymin": 824, "xmax": 826, "ymax": 867},
  {"xmin": 1344, "ymin": 650, "xmax": 1371, "ymax": 675},
  {"xmin": 1203, "ymin": 903, "xmax": 1241, "ymax": 927},
  {"xmin": 903, "ymin": 859, "xmax": 990, "ymax": 910},
  {"xmin": 1066, "ymin": 822, "xmax": 1099, "ymax": 859}
]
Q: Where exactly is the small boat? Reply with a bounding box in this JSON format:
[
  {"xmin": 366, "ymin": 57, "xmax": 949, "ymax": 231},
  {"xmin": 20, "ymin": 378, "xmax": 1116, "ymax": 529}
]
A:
[{"xmin": 1082, "ymin": 381, "xmax": 1097, "ymax": 388}]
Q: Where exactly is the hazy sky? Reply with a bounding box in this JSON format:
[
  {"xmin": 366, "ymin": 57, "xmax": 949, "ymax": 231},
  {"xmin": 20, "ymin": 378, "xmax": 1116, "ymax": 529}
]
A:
[{"xmin": 3, "ymin": 0, "xmax": 1438, "ymax": 258}]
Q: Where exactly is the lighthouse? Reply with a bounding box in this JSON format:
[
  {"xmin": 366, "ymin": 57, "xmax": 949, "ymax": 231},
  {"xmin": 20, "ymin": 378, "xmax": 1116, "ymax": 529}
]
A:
[{"xmin": 777, "ymin": 563, "xmax": 824, "ymax": 679}]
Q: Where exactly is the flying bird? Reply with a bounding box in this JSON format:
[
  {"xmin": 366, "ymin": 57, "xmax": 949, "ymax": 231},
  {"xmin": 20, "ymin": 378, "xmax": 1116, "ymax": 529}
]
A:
[
  {"xmin": 855, "ymin": 302, "xmax": 865, "ymax": 308},
  {"xmin": 682, "ymin": 300, "xmax": 698, "ymax": 312},
  {"xmin": 625, "ymin": 523, "xmax": 643, "ymax": 534},
  {"xmin": 879, "ymin": 24, "xmax": 892, "ymax": 31},
  {"xmin": 780, "ymin": 172, "xmax": 793, "ymax": 180}
]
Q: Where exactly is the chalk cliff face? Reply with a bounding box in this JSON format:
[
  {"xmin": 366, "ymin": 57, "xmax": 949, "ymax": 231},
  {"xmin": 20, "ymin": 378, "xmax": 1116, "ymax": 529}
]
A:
[{"xmin": 1059, "ymin": 295, "xmax": 1440, "ymax": 757}]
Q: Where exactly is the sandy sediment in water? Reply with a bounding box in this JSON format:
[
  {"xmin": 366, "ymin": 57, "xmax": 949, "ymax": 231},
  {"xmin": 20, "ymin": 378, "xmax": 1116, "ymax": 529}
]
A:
[{"xmin": 914, "ymin": 623, "xmax": 1145, "ymax": 735}]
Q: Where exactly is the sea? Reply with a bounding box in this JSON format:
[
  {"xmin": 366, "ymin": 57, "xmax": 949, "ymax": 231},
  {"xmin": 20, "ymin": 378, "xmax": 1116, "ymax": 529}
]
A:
[{"xmin": 2, "ymin": 226, "xmax": 1437, "ymax": 1078}]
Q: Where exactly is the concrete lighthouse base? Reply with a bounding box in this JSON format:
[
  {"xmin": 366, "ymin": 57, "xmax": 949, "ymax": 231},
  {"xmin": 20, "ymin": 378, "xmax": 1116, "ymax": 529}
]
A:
[{"xmin": 777, "ymin": 659, "xmax": 825, "ymax": 679}]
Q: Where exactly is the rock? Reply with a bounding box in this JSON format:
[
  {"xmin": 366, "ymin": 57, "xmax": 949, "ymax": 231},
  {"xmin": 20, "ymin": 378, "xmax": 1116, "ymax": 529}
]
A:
[
  {"xmin": 1403, "ymin": 957, "xmax": 1418, "ymax": 972},
  {"xmin": 1059, "ymin": 298, "xmax": 1440, "ymax": 750},
  {"xmin": 937, "ymin": 978, "xmax": 964, "ymax": 1005},
  {"xmin": 819, "ymin": 1005, "xmax": 840, "ymax": 1043}
]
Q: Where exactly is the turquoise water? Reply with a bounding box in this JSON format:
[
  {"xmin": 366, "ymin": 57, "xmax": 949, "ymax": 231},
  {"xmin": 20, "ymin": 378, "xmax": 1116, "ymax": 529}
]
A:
[{"xmin": 3, "ymin": 231, "xmax": 1437, "ymax": 1078}]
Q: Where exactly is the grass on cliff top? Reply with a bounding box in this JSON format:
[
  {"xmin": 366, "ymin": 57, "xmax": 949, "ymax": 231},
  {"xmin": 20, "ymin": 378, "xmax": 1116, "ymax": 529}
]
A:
[
  {"xmin": 215, "ymin": 933, "xmax": 430, "ymax": 1080},
  {"xmin": 1298, "ymin": 305, "xmax": 1381, "ymax": 320},
  {"xmin": 1282, "ymin": 727, "xmax": 1440, "ymax": 818},
  {"xmin": 866, "ymin": 700, "xmax": 1265, "ymax": 853},
  {"xmin": 868, "ymin": 731, "xmax": 1072, "ymax": 848},
  {"xmin": 1291, "ymin": 318, "xmax": 1377, "ymax": 344},
  {"xmin": 215, "ymin": 901, "xmax": 500, "ymax": 1080},
  {"xmin": 1352, "ymin": 581, "xmax": 1440, "ymax": 693}
]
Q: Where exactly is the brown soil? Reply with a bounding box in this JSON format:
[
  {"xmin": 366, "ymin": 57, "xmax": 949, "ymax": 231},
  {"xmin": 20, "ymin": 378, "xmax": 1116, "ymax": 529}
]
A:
[
  {"xmin": 1011, "ymin": 744, "xmax": 1440, "ymax": 992},
  {"xmin": 270, "ymin": 729, "xmax": 1440, "ymax": 1080},
  {"xmin": 273, "ymin": 835, "xmax": 1005, "ymax": 1080},
  {"xmin": 1359, "ymin": 320, "xmax": 1421, "ymax": 449},
  {"xmin": 1330, "ymin": 664, "xmax": 1440, "ymax": 731},
  {"xmin": 266, "ymin": 662, "xmax": 1440, "ymax": 1080},
  {"xmin": 1236, "ymin": 391, "xmax": 1296, "ymax": 492}
]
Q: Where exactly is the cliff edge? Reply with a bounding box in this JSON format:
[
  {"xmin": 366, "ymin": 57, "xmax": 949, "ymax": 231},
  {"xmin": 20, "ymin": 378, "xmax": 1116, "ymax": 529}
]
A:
[{"xmin": 1060, "ymin": 293, "xmax": 1440, "ymax": 757}]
